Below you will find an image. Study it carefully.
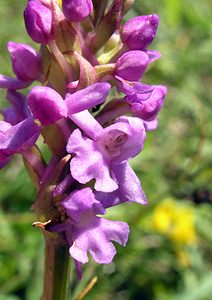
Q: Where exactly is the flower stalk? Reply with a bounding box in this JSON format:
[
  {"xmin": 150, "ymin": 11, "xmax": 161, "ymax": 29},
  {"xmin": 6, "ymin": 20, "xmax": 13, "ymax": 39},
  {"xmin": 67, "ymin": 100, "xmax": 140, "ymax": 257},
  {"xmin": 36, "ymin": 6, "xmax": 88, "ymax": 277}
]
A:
[{"xmin": 41, "ymin": 232, "xmax": 71, "ymax": 300}]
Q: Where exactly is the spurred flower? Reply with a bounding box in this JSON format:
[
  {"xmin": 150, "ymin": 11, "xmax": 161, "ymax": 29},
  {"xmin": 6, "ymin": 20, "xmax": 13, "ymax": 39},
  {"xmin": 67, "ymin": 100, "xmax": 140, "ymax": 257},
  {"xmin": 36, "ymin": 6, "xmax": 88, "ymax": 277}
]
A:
[{"xmin": 27, "ymin": 83, "xmax": 111, "ymax": 126}]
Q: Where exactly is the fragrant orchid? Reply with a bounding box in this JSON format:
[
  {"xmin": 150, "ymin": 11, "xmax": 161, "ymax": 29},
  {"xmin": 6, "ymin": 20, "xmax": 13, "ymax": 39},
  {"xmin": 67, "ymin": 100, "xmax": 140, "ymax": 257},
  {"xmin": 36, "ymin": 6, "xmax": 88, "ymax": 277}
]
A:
[{"xmin": 0, "ymin": 0, "xmax": 167, "ymax": 292}]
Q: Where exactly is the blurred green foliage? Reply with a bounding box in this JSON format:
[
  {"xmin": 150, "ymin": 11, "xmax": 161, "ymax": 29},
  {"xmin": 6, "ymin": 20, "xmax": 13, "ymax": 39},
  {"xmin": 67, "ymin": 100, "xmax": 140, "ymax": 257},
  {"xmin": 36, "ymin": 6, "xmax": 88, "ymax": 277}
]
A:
[{"xmin": 0, "ymin": 0, "xmax": 212, "ymax": 299}]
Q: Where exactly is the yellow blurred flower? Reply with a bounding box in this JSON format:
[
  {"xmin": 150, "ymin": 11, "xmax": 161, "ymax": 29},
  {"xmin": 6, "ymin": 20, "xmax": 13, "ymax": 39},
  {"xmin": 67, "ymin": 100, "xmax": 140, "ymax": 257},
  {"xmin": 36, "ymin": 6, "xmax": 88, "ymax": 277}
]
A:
[
  {"xmin": 58, "ymin": 0, "xmax": 62, "ymax": 8},
  {"xmin": 151, "ymin": 198, "xmax": 197, "ymax": 245}
]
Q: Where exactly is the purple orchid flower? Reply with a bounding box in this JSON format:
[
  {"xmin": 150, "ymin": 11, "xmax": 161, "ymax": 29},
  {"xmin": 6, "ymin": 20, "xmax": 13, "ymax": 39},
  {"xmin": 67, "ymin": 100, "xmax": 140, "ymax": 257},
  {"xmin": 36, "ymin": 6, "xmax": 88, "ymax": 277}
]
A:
[
  {"xmin": 52, "ymin": 187, "xmax": 129, "ymax": 264},
  {"xmin": 67, "ymin": 116, "xmax": 146, "ymax": 192},
  {"xmin": 0, "ymin": 0, "xmax": 168, "ymax": 275}
]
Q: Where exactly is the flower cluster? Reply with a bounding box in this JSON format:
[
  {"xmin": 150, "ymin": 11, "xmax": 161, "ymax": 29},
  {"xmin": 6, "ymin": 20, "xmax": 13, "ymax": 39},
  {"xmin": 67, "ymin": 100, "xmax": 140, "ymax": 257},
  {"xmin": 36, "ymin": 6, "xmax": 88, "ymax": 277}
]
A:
[{"xmin": 0, "ymin": 0, "xmax": 167, "ymax": 265}]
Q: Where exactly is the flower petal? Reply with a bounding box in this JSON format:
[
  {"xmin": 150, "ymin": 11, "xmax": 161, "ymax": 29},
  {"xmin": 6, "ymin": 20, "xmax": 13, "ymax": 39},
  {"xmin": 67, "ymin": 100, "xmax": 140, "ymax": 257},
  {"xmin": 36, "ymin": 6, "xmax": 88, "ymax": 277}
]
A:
[
  {"xmin": 0, "ymin": 75, "xmax": 32, "ymax": 90},
  {"xmin": 97, "ymin": 116, "xmax": 146, "ymax": 164},
  {"xmin": 62, "ymin": 188, "xmax": 105, "ymax": 223},
  {"xmin": 27, "ymin": 86, "xmax": 67, "ymax": 125},
  {"xmin": 67, "ymin": 129, "xmax": 118, "ymax": 192},
  {"xmin": 115, "ymin": 50, "xmax": 149, "ymax": 81},
  {"xmin": 95, "ymin": 162, "xmax": 147, "ymax": 207},
  {"xmin": 69, "ymin": 110, "xmax": 103, "ymax": 140},
  {"xmin": 69, "ymin": 217, "xmax": 129, "ymax": 264},
  {"xmin": 65, "ymin": 82, "xmax": 110, "ymax": 114},
  {"xmin": 0, "ymin": 117, "xmax": 41, "ymax": 157}
]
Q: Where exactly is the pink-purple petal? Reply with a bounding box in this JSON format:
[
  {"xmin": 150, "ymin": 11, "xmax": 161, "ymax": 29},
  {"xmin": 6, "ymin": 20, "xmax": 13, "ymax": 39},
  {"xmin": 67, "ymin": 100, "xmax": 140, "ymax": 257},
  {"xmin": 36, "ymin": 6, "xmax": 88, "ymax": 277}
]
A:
[
  {"xmin": 27, "ymin": 86, "xmax": 67, "ymax": 125},
  {"xmin": 62, "ymin": 188, "xmax": 105, "ymax": 223},
  {"xmin": 0, "ymin": 117, "xmax": 40, "ymax": 157},
  {"xmin": 69, "ymin": 217, "xmax": 129, "ymax": 264},
  {"xmin": 67, "ymin": 129, "xmax": 118, "ymax": 192},
  {"xmin": 0, "ymin": 75, "xmax": 32, "ymax": 90},
  {"xmin": 65, "ymin": 82, "xmax": 111, "ymax": 114},
  {"xmin": 69, "ymin": 110, "xmax": 103, "ymax": 140},
  {"xmin": 115, "ymin": 51, "xmax": 149, "ymax": 81},
  {"xmin": 95, "ymin": 162, "xmax": 147, "ymax": 207},
  {"xmin": 97, "ymin": 116, "xmax": 146, "ymax": 165}
]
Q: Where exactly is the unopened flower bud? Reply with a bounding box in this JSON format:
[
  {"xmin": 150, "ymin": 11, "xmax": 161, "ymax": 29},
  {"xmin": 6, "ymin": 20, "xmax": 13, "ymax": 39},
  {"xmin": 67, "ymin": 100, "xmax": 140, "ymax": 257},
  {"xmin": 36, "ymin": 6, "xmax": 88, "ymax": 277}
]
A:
[
  {"xmin": 62, "ymin": 0, "xmax": 93, "ymax": 22},
  {"xmin": 27, "ymin": 86, "xmax": 67, "ymax": 125},
  {"xmin": 24, "ymin": 0, "xmax": 54, "ymax": 44},
  {"xmin": 7, "ymin": 42, "xmax": 41, "ymax": 81},
  {"xmin": 121, "ymin": 14, "xmax": 159, "ymax": 50},
  {"xmin": 115, "ymin": 50, "xmax": 149, "ymax": 81}
]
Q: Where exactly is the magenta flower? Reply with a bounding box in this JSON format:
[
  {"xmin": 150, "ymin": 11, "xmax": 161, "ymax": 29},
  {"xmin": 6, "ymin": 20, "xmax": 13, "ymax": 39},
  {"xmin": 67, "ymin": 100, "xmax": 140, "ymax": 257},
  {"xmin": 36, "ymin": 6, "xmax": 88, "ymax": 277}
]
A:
[{"xmin": 27, "ymin": 83, "xmax": 111, "ymax": 126}]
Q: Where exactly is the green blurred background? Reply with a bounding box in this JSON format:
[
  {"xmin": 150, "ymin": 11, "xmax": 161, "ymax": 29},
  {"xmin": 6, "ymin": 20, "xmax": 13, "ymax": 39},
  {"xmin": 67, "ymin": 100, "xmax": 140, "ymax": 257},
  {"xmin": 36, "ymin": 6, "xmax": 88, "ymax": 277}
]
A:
[{"xmin": 0, "ymin": 0, "xmax": 212, "ymax": 299}]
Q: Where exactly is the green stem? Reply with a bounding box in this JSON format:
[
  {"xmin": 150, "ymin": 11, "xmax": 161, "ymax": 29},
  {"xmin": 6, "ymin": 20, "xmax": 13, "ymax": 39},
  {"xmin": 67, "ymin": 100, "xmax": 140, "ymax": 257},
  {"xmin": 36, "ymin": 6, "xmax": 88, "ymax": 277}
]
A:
[{"xmin": 41, "ymin": 233, "xmax": 71, "ymax": 300}]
